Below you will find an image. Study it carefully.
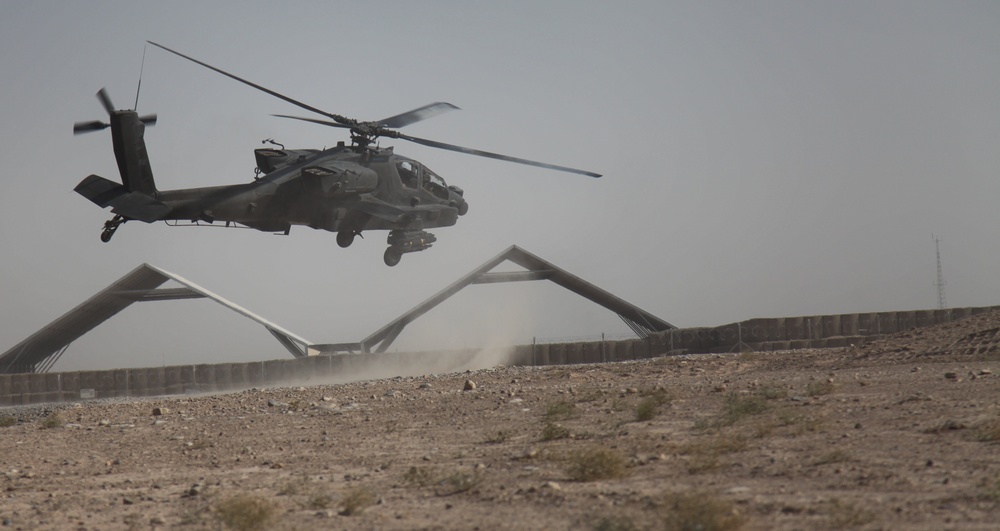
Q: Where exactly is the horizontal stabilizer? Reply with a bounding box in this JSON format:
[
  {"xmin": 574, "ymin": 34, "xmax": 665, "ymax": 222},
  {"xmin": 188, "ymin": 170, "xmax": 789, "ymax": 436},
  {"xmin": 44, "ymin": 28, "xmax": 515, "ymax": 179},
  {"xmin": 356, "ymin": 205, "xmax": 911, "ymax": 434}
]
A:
[{"xmin": 75, "ymin": 174, "xmax": 170, "ymax": 223}]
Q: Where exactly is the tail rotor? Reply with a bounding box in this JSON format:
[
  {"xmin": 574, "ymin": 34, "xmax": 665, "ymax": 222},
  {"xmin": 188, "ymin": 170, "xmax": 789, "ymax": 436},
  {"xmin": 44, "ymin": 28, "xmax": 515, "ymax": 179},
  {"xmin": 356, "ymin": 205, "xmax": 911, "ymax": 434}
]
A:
[{"xmin": 73, "ymin": 88, "xmax": 156, "ymax": 135}]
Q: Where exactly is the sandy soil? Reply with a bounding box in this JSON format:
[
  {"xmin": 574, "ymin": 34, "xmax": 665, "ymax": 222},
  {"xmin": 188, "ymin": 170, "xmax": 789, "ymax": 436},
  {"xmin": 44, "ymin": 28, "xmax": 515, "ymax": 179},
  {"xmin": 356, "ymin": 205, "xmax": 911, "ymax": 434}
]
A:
[{"xmin": 2, "ymin": 312, "xmax": 999, "ymax": 530}]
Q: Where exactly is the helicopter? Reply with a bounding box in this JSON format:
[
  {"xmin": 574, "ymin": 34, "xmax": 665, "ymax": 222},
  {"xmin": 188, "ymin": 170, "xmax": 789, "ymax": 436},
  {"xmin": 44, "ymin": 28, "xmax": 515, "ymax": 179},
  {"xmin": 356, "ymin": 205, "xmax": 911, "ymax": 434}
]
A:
[{"xmin": 73, "ymin": 41, "xmax": 601, "ymax": 266}]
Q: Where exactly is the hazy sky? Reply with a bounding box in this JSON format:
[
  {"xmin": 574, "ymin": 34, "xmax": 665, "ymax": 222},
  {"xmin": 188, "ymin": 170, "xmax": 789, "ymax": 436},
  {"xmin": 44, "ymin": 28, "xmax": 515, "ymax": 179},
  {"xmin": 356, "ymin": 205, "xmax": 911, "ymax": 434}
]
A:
[{"xmin": 2, "ymin": 1, "xmax": 998, "ymax": 371}]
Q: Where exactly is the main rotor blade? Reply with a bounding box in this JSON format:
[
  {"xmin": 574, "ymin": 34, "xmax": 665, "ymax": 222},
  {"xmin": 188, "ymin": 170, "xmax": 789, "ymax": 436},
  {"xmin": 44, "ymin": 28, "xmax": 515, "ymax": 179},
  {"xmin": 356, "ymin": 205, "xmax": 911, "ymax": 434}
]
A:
[
  {"xmin": 147, "ymin": 41, "xmax": 355, "ymax": 127},
  {"xmin": 394, "ymin": 132, "xmax": 602, "ymax": 178},
  {"xmin": 272, "ymin": 114, "xmax": 353, "ymax": 130},
  {"xmin": 377, "ymin": 102, "xmax": 460, "ymax": 129},
  {"xmin": 96, "ymin": 88, "xmax": 115, "ymax": 115}
]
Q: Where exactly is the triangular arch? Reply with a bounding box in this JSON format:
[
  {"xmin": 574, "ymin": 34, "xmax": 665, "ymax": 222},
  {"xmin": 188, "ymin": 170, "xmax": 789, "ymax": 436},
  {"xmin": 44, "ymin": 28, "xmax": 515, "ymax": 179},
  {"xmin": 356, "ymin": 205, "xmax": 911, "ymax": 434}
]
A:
[
  {"xmin": 0, "ymin": 264, "xmax": 311, "ymax": 374},
  {"xmin": 319, "ymin": 246, "xmax": 674, "ymax": 354}
]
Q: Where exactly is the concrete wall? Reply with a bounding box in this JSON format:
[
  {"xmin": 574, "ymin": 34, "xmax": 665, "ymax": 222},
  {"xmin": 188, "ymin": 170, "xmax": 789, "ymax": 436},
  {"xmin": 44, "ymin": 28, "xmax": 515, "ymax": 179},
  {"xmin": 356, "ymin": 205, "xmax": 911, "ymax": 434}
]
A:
[{"xmin": 2, "ymin": 305, "xmax": 996, "ymax": 407}]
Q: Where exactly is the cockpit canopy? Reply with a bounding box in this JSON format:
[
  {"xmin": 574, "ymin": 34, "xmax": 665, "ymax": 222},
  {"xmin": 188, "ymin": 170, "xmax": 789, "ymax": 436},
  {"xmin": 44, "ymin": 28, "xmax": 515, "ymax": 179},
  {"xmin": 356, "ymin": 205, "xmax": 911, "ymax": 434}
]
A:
[{"xmin": 396, "ymin": 159, "xmax": 451, "ymax": 200}]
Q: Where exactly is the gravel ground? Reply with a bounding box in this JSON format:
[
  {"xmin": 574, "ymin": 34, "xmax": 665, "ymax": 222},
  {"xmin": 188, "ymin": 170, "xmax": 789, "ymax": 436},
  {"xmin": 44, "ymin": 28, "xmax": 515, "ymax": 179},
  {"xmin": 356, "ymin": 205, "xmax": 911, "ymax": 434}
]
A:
[{"xmin": 1, "ymin": 312, "xmax": 999, "ymax": 530}]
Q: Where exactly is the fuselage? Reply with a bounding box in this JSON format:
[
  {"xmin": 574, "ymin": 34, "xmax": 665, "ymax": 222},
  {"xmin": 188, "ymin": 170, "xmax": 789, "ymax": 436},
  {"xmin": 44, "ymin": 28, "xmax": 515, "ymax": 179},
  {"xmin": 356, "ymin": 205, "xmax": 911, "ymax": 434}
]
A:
[{"xmin": 155, "ymin": 145, "xmax": 468, "ymax": 234}]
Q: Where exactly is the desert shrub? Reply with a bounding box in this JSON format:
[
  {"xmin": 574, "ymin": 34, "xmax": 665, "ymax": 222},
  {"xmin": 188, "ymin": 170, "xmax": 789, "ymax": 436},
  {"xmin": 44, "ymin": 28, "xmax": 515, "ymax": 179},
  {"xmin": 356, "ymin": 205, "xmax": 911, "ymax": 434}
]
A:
[
  {"xmin": 402, "ymin": 466, "xmax": 437, "ymax": 487},
  {"xmin": 591, "ymin": 515, "xmax": 638, "ymax": 531},
  {"xmin": 682, "ymin": 434, "xmax": 748, "ymax": 474},
  {"xmin": 565, "ymin": 447, "xmax": 627, "ymax": 482},
  {"xmin": 635, "ymin": 389, "xmax": 670, "ymax": 422},
  {"xmin": 339, "ymin": 487, "xmax": 375, "ymax": 516},
  {"xmin": 974, "ymin": 418, "xmax": 1000, "ymax": 442},
  {"xmin": 485, "ymin": 430, "xmax": 510, "ymax": 444},
  {"xmin": 0, "ymin": 416, "xmax": 16, "ymax": 428},
  {"xmin": 541, "ymin": 422, "xmax": 571, "ymax": 441},
  {"xmin": 40, "ymin": 412, "xmax": 63, "ymax": 429},
  {"xmin": 635, "ymin": 397, "xmax": 660, "ymax": 422},
  {"xmin": 825, "ymin": 499, "xmax": 875, "ymax": 528},
  {"xmin": 806, "ymin": 380, "xmax": 835, "ymax": 397},
  {"xmin": 660, "ymin": 491, "xmax": 745, "ymax": 531},
  {"xmin": 720, "ymin": 393, "xmax": 768, "ymax": 426},
  {"xmin": 545, "ymin": 400, "xmax": 578, "ymax": 421},
  {"xmin": 776, "ymin": 409, "xmax": 823, "ymax": 434},
  {"xmin": 756, "ymin": 384, "xmax": 788, "ymax": 400},
  {"xmin": 306, "ymin": 493, "xmax": 332, "ymax": 510},
  {"xmin": 813, "ymin": 449, "xmax": 852, "ymax": 466},
  {"xmin": 435, "ymin": 470, "xmax": 481, "ymax": 496},
  {"xmin": 215, "ymin": 495, "xmax": 274, "ymax": 531}
]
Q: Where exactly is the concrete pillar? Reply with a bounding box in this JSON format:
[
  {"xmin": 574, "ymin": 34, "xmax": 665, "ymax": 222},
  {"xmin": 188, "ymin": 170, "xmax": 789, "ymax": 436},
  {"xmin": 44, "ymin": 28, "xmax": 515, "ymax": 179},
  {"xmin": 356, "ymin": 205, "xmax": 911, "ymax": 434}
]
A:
[
  {"xmin": 579, "ymin": 343, "xmax": 598, "ymax": 363},
  {"xmin": 26, "ymin": 374, "xmax": 49, "ymax": 404},
  {"xmin": 821, "ymin": 315, "xmax": 840, "ymax": 338},
  {"xmin": 229, "ymin": 363, "xmax": 250, "ymax": 389},
  {"xmin": 195, "ymin": 364, "xmax": 217, "ymax": 393},
  {"xmin": 128, "ymin": 368, "xmax": 147, "ymax": 396},
  {"xmin": 784, "ymin": 317, "xmax": 804, "ymax": 341},
  {"xmin": 548, "ymin": 344, "xmax": 565, "ymax": 365},
  {"xmin": 897, "ymin": 311, "xmax": 916, "ymax": 331},
  {"xmin": 262, "ymin": 360, "xmax": 287, "ymax": 385},
  {"xmin": 247, "ymin": 361, "xmax": 265, "ymax": 387},
  {"xmin": 744, "ymin": 318, "xmax": 769, "ymax": 343},
  {"xmin": 841, "ymin": 314, "xmax": 859, "ymax": 336},
  {"xmin": 96, "ymin": 370, "xmax": 116, "ymax": 398},
  {"xmin": 915, "ymin": 310, "xmax": 934, "ymax": 328},
  {"xmin": 146, "ymin": 367, "xmax": 166, "ymax": 396},
  {"xmin": 43, "ymin": 373, "xmax": 62, "ymax": 403},
  {"xmin": 164, "ymin": 366, "xmax": 183, "ymax": 395},
  {"xmin": 766, "ymin": 318, "xmax": 786, "ymax": 341},
  {"xmin": 113, "ymin": 369, "xmax": 130, "ymax": 398},
  {"xmin": 58, "ymin": 371, "xmax": 79, "ymax": 402}
]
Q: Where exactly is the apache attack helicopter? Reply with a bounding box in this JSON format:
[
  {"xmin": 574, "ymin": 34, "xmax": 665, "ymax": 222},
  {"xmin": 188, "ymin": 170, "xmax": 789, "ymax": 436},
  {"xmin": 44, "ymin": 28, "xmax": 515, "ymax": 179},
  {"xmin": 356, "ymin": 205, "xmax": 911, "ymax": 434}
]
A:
[{"xmin": 73, "ymin": 41, "xmax": 601, "ymax": 266}]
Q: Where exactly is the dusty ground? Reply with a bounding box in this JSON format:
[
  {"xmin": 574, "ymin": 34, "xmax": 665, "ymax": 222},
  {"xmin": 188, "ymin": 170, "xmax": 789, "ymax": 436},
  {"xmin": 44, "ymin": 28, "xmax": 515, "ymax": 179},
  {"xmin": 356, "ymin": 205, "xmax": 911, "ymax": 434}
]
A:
[{"xmin": 2, "ymin": 312, "xmax": 999, "ymax": 530}]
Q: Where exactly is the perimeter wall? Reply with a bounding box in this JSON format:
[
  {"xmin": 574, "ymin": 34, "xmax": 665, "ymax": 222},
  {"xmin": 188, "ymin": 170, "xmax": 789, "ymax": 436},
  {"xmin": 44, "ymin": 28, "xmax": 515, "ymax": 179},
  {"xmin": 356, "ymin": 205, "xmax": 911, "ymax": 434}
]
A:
[{"xmin": 2, "ymin": 305, "xmax": 996, "ymax": 406}]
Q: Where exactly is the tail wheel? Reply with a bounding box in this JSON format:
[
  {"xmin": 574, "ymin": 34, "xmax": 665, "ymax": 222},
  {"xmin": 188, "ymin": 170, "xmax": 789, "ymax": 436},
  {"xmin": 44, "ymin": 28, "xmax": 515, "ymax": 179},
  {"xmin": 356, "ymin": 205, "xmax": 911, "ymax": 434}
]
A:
[{"xmin": 384, "ymin": 247, "xmax": 402, "ymax": 267}]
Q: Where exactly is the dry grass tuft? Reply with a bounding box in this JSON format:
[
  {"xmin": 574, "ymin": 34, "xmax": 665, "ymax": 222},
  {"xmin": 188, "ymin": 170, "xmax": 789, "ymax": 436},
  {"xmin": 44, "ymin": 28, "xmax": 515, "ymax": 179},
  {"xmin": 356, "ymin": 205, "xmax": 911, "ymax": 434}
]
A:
[
  {"xmin": 590, "ymin": 514, "xmax": 639, "ymax": 531},
  {"xmin": 215, "ymin": 495, "xmax": 275, "ymax": 531},
  {"xmin": 720, "ymin": 393, "xmax": 769, "ymax": 426},
  {"xmin": 40, "ymin": 412, "xmax": 63, "ymax": 429},
  {"xmin": 545, "ymin": 400, "xmax": 578, "ymax": 421},
  {"xmin": 681, "ymin": 433, "xmax": 748, "ymax": 474},
  {"xmin": 541, "ymin": 422, "xmax": 571, "ymax": 441},
  {"xmin": 339, "ymin": 487, "xmax": 375, "ymax": 516},
  {"xmin": 825, "ymin": 499, "xmax": 875, "ymax": 528},
  {"xmin": 660, "ymin": 491, "xmax": 745, "ymax": 531},
  {"xmin": 565, "ymin": 447, "xmax": 628, "ymax": 482},
  {"xmin": 813, "ymin": 449, "xmax": 852, "ymax": 466},
  {"xmin": 974, "ymin": 418, "xmax": 1000, "ymax": 442},
  {"xmin": 806, "ymin": 380, "xmax": 836, "ymax": 397}
]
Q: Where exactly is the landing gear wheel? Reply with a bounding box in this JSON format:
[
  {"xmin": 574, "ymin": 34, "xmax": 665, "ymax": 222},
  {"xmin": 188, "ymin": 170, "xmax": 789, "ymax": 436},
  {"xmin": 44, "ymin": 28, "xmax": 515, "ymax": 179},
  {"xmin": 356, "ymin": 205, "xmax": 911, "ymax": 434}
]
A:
[
  {"xmin": 384, "ymin": 247, "xmax": 402, "ymax": 267},
  {"xmin": 100, "ymin": 214, "xmax": 124, "ymax": 243},
  {"xmin": 336, "ymin": 231, "xmax": 355, "ymax": 248}
]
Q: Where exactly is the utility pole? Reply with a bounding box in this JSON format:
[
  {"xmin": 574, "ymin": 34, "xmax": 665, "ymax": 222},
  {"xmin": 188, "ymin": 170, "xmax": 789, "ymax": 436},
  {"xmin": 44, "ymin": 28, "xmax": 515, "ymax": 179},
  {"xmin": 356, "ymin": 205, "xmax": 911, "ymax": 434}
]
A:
[{"xmin": 933, "ymin": 234, "xmax": 947, "ymax": 309}]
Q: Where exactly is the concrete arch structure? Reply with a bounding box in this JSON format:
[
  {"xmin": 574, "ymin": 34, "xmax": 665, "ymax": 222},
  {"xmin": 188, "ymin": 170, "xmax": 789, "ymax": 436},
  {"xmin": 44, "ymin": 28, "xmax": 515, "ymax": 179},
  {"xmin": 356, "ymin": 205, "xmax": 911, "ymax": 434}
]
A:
[
  {"xmin": 313, "ymin": 245, "xmax": 676, "ymax": 354},
  {"xmin": 0, "ymin": 264, "xmax": 311, "ymax": 374}
]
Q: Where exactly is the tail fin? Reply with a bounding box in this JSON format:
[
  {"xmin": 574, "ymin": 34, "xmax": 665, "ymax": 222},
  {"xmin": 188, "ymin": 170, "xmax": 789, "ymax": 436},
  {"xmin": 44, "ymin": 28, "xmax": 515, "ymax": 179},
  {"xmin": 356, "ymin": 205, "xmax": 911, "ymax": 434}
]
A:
[{"xmin": 109, "ymin": 110, "xmax": 158, "ymax": 196}]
